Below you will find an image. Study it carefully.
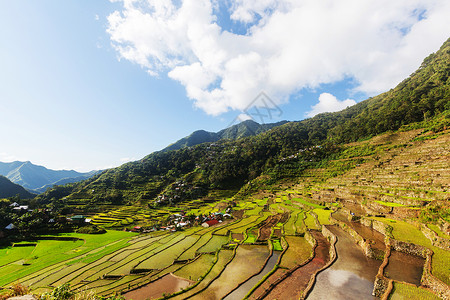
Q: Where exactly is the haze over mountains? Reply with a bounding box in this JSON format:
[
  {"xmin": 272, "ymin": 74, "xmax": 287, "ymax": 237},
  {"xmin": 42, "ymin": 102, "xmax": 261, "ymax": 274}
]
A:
[{"xmin": 0, "ymin": 161, "xmax": 98, "ymax": 194}]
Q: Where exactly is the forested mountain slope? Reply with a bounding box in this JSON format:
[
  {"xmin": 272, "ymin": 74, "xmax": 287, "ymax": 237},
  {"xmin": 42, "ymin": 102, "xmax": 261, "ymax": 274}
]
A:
[
  {"xmin": 0, "ymin": 175, "xmax": 35, "ymax": 199},
  {"xmin": 36, "ymin": 38, "xmax": 450, "ymax": 209},
  {"xmin": 163, "ymin": 119, "xmax": 288, "ymax": 152}
]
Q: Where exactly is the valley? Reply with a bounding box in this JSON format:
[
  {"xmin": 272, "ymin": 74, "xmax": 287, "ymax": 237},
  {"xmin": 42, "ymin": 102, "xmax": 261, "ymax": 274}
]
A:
[
  {"xmin": 0, "ymin": 37, "xmax": 449, "ymax": 300},
  {"xmin": 1, "ymin": 124, "xmax": 448, "ymax": 300}
]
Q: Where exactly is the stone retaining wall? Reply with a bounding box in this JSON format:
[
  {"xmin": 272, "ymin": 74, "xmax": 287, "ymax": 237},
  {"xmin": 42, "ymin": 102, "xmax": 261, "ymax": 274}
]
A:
[
  {"xmin": 372, "ymin": 244, "xmax": 391, "ymax": 297},
  {"xmin": 421, "ymin": 249, "xmax": 450, "ymax": 300},
  {"xmin": 360, "ymin": 217, "xmax": 393, "ymax": 239},
  {"xmin": 300, "ymin": 226, "xmax": 337, "ymax": 300},
  {"xmin": 421, "ymin": 224, "xmax": 450, "ymax": 251},
  {"xmin": 304, "ymin": 230, "xmax": 315, "ymax": 247},
  {"xmin": 329, "ymin": 217, "xmax": 378, "ymax": 259},
  {"xmin": 389, "ymin": 239, "xmax": 428, "ymax": 258},
  {"xmin": 331, "ymin": 213, "xmax": 449, "ymax": 299}
]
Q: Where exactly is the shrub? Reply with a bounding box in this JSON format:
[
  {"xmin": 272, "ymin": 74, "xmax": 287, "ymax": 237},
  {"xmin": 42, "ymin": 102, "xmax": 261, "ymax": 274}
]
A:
[
  {"xmin": 75, "ymin": 225, "xmax": 106, "ymax": 234},
  {"xmin": 41, "ymin": 283, "xmax": 74, "ymax": 300}
]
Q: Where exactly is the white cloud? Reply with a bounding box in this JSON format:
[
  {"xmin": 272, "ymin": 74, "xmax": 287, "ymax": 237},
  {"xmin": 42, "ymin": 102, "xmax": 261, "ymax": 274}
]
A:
[
  {"xmin": 107, "ymin": 0, "xmax": 450, "ymax": 115},
  {"xmin": 306, "ymin": 93, "xmax": 356, "ymax": 117}
]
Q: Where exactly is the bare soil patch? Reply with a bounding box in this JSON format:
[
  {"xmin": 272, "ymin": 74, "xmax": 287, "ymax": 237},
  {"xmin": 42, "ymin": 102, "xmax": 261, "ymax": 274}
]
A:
[{"xmin": 122, "ymin": 274, "xmax": 192, "ymax": 300}]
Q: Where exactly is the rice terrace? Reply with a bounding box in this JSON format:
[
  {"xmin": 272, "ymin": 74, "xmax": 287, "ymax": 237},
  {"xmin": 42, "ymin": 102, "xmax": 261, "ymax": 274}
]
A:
[
  {"xmin": 1, "ymin": 2, "xmax": 450, "ymax": 300},
  {"xmin": 1, "ymin": 120, "xmax": 449, "ymax": 299}
]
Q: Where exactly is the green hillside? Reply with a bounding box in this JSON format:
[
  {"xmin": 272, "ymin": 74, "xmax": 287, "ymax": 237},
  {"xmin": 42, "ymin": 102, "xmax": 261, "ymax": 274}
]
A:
[
  {"xmin": 36, "ymin": 38, "xmax": 449, "ymax": 212},
  {"xmin": 163, "ymin": 119, "xmax": 288, "ymax": 151},
  {"xmin": 2, "ymin": 38, "xmax": 449, "ymax": 300},
  {"xmin": 0, "ymin": 175, "xmax": 35, "ymax": 199}
]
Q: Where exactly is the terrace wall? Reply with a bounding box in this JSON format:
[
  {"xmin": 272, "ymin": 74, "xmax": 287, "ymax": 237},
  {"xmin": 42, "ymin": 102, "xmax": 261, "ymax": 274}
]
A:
[
  {"xmin": 421, "ymin": 225, "xmax": 450, "ymax": 251},
  {"xmin": 364, "ymin": 220, "xmax": 450, "ymax": 300},
  {"xmin": 329, "ymin": 217, "xmax": 378, "ymax": 259},
  {"xmin": 300, "ymin": 226, "xmax": 337, "ymax": 300},
  {"xmin": 421, "ymin": 249, "xmax": 450, "ymax": 300}
]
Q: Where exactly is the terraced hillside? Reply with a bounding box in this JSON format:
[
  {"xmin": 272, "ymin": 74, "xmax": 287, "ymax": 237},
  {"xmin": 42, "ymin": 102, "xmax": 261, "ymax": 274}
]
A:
[
  {"xmin": 2, "ymin": 36, "xmax": 449, "ymax": 300},
  {"xmin": 1, "ymin": 124, "xmax": 448, "ymax": 299}
]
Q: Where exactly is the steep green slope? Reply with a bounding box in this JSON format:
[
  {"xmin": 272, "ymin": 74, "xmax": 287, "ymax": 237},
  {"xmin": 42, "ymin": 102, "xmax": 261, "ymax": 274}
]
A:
[
  {"xmin": 163, "ymin": 120, "xmax": 288, "ymax": 151},
  {"xmin": 0, "ymin": 175, "xmax": 35, "ymax": 199},
  {"xmin": 36, "ymin": 38, "xmax": 450, "ymax": 209}
]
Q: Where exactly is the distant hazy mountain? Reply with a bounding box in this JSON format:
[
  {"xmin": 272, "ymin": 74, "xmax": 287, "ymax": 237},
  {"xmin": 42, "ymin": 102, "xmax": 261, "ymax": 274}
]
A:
[
  {"xmin": 163, "ymin": 120, "xmax": 288, "ymax": 152},
  {"xmin": 0, "ymin": 175, "xmax": 35, "ymax": 199},
  {"xmin": 0, "ymin": 161, "xmax": 99, "ymax": 193}
]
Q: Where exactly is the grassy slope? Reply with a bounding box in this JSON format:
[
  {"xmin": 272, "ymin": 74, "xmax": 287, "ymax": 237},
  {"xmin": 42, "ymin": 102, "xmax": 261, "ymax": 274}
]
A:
[{"xmin": 0, "ymin": 230, "xmax": 136, "ymax": 287}]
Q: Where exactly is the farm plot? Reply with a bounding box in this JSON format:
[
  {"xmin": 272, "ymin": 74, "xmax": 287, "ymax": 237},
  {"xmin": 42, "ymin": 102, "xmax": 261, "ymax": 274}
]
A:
[
  {"xmin": 244, "ymin": 228, "xmax": 258, "ymax": 244},
  {"xmin": 295, "ymin": 211, "xmax": 307, "ymax": 233},
  {"xmin": 258, "ymin": 214, "xmax": 281, "ymax": 241},
  {"xmin": 283, "ymin": 210, "xmax": 300, "ymax": 235},
  {"xmin": 174, "ymin": 254, "xmax": 216, "ymax": 281},
  {"xmin": 171, "ymin": 249, "xmax": 235, "ymax": 300},
  {"xmin": 313, "ymin": 208, "xmax": 332, "ymax": 225},
  {"xmin": 133, "ymin": 235, "xmax": 199, "ymax": 270},
  {"xmin": 177, "ymin": 232, "xmax": 214, "ymax": 261},
  {"xmin": 197, "ymin": 235, "xmax": 229, "ymax": 253},
  {"xmin": 304, "ymin": 211, "xmax": 320, "ymax": 229},
  {"xmin": 279, "ymin": 236, "xmax": 313, "ymax": 269},
  {"xmin": 0, "ymin": 244, "xmax": 36, "ymax": 267},
  {"xmin": 371, "ymin": 217, "xmax": 450, "ymax": 286},
  {"xmin": 1, "ymin": 231, "xmax": 136, "ymax": 288},
  {"xmin": 0, "ymin": 239, "xmax": 83, "ymax": 286},
  {"xmin": 122, "ymin": 273, "xmax": 192, "ymax": 300},
  {"xmin": 195, "ymin": 245, "xmax": 270, "ymax": 299}
]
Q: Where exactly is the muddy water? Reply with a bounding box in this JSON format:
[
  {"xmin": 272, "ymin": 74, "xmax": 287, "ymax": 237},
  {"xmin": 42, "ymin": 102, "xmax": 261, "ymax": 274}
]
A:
[
  {"xmin": 264, "ymin": 231, "xmax": 330, "ymax": 299},
  {"xmin": 351, "ymin": 222, "xmax": 385, "ymax": 251},
  {"xmin": 231, "ymin": 233, "xmax": 244, "ymax": 241},
  {"xmin": 223, "ymin": 251, "xmax": 281, "ymax": 300},
  {"xmin": 332, "ymin": 212, "xmax": 385, "ymax": 251},
  {"xmin": 122, "ymin": 274, "xmax": 192, "ymax": 300},
  {"xmin": 385, "ymin": 250, "xmax": 425, "ymax": 286},
  {"xmin": 307, "ymin": 226, "xmax": 381, "ymax": 300}
]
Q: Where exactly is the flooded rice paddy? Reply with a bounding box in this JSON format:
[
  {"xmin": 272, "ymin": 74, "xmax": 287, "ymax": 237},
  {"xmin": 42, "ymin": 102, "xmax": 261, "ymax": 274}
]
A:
[
  {"xmin": 307, "ymin": 226, "xmax": 381, "ymax": 300},
  {"xmin": 223, "ymin": 251, "xmax": 281, "ymax": 300},
  {"xmin": 385, "ymin": 250, "xmax": 425, "ymax": 286},
  {"xmin": 122, "ymin": 273, "xmax": 192, "ymax": 300}
]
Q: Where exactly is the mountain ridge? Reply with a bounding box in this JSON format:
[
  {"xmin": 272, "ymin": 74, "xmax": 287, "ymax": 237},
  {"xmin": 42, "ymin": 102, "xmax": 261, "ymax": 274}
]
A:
[
  {"xmin": 36, "ymin": 37, "xmax": 450, "ymax": 208},
  {"xmin": 0, "ymin": 161, "xmax": 99, "ymax": 193},
  {"xmin": 0, "ymin": 175, "xmax": 35, "ymax": 199},
  {"xmin": 163, "ymin": 119, "xmax": 288, "ymax": 152}
]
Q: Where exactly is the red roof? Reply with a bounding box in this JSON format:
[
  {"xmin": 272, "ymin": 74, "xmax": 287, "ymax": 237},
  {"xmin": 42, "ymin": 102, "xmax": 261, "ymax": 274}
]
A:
[{"xmin": 205, "ymin": 219, "xmax": 219, "ymax": 226}]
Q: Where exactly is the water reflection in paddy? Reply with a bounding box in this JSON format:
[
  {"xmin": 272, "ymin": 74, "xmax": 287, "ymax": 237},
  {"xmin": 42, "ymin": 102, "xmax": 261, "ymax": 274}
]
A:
[
  {"xmin": 223, "ymin": 251, "xmax": 281, "ymax": 300},
  {"xmin": 307, "ymin": 226, "xmax": 381, "ymax": 300},
  {"xmin": 385, "ymin": 250, "xmax": 425, "ymax": 286}
]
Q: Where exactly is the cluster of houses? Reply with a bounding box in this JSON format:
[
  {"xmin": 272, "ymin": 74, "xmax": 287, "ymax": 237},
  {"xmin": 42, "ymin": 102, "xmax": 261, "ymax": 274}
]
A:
[
  {"xmin": 9, "ymin": 202, "xmax": 32, "ymax": 212},
  {"xmin": 155, "ymin": 180, "xmax": 203, "ymax": 206},
  {"xmin": 3, "ymin": 202, "xmax": 33, "ymax": 232},
  {"xmin": 4, "ymin": 201, "xmax": 91, "ymax": 232},
  {"xmin": 128, "ymin": 210, "xmax": 233, "ymax": 234},
  {"xmin": 278, "ymin": 145, "xmax": 322, "ymax": 162}
]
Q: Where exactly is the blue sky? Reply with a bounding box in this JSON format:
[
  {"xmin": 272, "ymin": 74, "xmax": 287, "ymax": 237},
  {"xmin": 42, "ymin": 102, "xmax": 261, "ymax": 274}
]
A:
[{"xmin": 0, "ymin": 0, "xmax": 449, "ymax": 172}]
